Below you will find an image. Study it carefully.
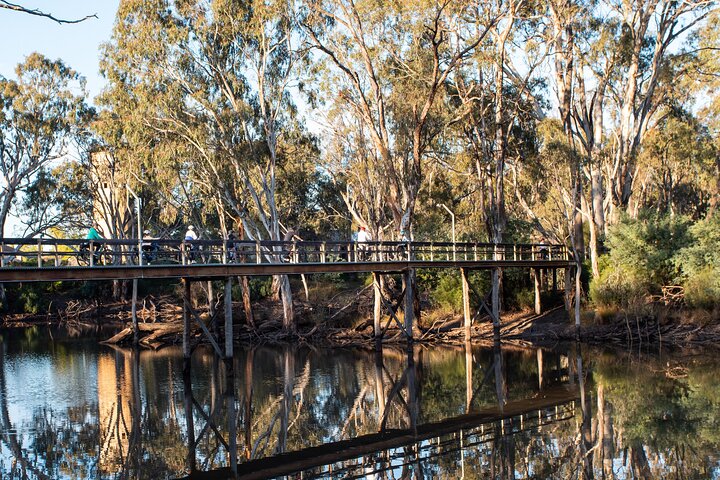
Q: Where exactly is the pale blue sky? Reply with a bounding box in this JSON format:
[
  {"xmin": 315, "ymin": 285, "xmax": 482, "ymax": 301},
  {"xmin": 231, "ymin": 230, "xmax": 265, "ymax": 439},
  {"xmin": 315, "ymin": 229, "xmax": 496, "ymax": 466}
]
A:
[
  {"xmin": 1, "ymin": 2, "xmax": 120, "ymax": 235},
  {"xmin": 0, "ymin": 1, "xmax": 120, "ymax": 101}
]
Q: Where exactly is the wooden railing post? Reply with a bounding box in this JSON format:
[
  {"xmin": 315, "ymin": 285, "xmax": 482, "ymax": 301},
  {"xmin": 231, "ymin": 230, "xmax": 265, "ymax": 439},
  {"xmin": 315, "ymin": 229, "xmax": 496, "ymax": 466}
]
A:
[
  {"xmin": 89, "ymin": 241, "xmax": 95, "ymax": 267},
  {"xmin": 255, "ymin": 241, "xmax": 261, "ymax": 264},
  {"xmin": 37, "ymin": 239, "xmax": 42, "ymax": 267},
  {"xmin": 0, "ymin": 241, "xmax": 4, "ymax": 267},
  {"xmin": 321, "ymin": 242, "xmax": 326, "ymax": 263},
  {"xmin": 55, "ymin": 242, "xmax": 60, "ymax": 267},
  {"xmin": 181, "ymin": 241, "xmax": 187, "ymax": 265}
]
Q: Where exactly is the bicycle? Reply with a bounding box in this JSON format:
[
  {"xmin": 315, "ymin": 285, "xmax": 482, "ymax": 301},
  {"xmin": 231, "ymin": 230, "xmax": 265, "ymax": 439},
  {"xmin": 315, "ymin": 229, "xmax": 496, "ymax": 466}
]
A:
[{"xmin": 78, "ymin": 242, "xmax": 113, "ymax": 266}]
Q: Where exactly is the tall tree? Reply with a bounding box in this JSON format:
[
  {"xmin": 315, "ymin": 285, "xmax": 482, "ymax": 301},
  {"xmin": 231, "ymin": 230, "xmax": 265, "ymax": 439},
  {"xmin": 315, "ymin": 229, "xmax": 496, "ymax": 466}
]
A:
[
  {"xmin": 0, "ymin": 53, "xmax": 89, "ymax": 237},
  {"xmin": 99, "ymin": 0, "xmax": 305, "ymax": 331}
]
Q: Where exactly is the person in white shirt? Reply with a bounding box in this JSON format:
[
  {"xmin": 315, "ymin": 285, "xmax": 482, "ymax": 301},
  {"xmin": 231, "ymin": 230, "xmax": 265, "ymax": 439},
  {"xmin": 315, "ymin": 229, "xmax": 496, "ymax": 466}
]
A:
[
  {"xmin": 184, "ymin": 225, "xmax": 198, "ymax": 262},
  {"xmin": 184, "ymin": 225, "xmax": 198, "ymax": 241},
  {"xmin": 357, "ymin": 226, "xmax": 371, "ymax": 260}
]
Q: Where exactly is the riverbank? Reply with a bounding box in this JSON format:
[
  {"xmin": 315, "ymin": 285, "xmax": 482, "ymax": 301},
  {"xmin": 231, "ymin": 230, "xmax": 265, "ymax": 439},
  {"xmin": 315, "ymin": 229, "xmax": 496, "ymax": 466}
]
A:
[{"xmin": 3, "ymin": 294, "xmax": 719, "ymax": 350}]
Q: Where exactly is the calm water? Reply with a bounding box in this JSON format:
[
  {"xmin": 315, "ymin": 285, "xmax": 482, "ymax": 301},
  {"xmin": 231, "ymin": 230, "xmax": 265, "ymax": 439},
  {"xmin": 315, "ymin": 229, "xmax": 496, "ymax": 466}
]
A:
[{"xmin": 0, "ymin": 326, "xmax": 719, "ymax": 479}]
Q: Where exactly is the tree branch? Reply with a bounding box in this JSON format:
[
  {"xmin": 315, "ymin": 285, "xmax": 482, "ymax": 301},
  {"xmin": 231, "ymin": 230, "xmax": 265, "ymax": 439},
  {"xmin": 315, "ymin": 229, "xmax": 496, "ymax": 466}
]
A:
[{"xmin": 0, "ymin": 1, "xmax": 97, "ymax": 24}]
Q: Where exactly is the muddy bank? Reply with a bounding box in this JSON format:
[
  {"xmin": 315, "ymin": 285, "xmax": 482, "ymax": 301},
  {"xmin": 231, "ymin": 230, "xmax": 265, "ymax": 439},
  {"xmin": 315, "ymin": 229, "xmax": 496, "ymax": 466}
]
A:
[{"xmin": 4, "ymin": 294, "xmax": 720, "ymax": 351}]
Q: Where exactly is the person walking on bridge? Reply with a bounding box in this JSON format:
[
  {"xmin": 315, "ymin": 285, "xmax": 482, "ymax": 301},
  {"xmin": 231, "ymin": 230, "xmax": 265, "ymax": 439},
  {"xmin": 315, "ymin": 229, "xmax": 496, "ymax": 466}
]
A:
[
  {"xmin": 283, "ymin": 226, "xmax": 300, "ymax": 262},
  {"xmin": 357, "ymin": 226, "xmax": 371, "ymax": 260},
  {"xmin": 184, "ymin": 225, "xmax": 198, "ymax": 262}
]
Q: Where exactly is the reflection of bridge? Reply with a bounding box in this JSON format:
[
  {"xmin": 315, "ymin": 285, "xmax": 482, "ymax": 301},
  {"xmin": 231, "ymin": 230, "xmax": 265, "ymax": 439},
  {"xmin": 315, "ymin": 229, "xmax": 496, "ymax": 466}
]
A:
[
  {"xmin": 0, "ymin": 336, "xmax": 591, "ymax": 479},
  {"xmin": 174, "ymin": 344, "xmax": 580, "ymax": 480},
  {"xmin": 0, "ymin": 238, "xmax": 573, "ymax": 343},
  {"xmin": 220, "ymin": 386, "xmax": 578, "ymax": 480}
]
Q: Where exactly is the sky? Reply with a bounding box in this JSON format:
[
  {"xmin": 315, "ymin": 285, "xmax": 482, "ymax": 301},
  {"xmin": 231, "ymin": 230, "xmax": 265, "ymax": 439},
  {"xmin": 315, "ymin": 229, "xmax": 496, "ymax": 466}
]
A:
[
  {"xmin": 0, "ymin": 0, "xmax": 120, "ymax": 101},
  {"xmin": 0, "ymin": 2, "xmax": 120, "ymax": 236}
]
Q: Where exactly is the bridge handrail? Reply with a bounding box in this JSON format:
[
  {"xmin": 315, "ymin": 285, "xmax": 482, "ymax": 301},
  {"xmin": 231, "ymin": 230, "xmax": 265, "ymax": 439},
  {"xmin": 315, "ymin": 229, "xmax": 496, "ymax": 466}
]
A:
[{"xmin": 0, "ymin": 237, "xmax": 569, "ymax": 267}]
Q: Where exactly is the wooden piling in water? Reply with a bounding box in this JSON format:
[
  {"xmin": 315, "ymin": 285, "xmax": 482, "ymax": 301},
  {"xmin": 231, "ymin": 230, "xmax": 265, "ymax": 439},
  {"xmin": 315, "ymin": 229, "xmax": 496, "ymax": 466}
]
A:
[
  {"xmin": 224, "ymin": 277, "xmax": 233, "ymax": 360},
  {"xmin": 183, "ymin": 278, "xmax": 191, "ymax": 360},
  {"xmin": 373, "ymin": 272, "xmax": 381, "ymax": 340},
  {"xmin": 533, "ymin": 268, "xmax": 542, "ymax": 315},
  {"xmin": 461, "ymin": 268, "xmax": 471, "ymax": 340},
  {"xmin": 404, "ymin": 269, "xmax": 414, "ymax": 341},
  {"xmin": 491, "ymin": 267, "xmax": 500, "ymax": 334},
  {"xmin": 131, "ymin": 278, "xmax": 139, "ymax": 345}
]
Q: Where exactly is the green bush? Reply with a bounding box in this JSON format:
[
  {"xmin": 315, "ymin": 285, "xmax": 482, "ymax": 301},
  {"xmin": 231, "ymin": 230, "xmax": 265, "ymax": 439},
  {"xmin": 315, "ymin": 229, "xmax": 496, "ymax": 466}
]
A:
[
  {"xmin": 248, "ymin": 276, "xmax": 274, "ymax": 301},
  {"xmin": 674, "ymin": 215, "xmax": 720, "ymax": 278},
  {"xmin": 432, "ymin": 273, "xmax": 463, "ymax": 311},
  {"xmin": 683, "ymin": 266, "xmax": 720, "ymax": 309},
  {"xmin": 590, "ymin": 213, "xmax": 691, "ymax": 309},
  {"xmin": 604, "ymin": 212, "xmax": 690, "ymax": 290},
  {"xmin": 10, "ymin": 282, "xmax": 63, "ymax": 314},
  {"xmin": 428, "ymin": 270, "xmax": 490, "ymax": 312},
  {"xmin": 590, "ymin": 264, "xmax": 650, "ymax": 309},
  {"xmin": 514, "ymin": 288, "xmax": 534, "ymax": 311}
]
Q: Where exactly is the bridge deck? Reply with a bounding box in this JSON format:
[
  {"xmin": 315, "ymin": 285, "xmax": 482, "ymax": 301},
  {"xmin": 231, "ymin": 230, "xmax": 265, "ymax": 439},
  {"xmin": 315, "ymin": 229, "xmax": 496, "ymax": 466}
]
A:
[{"xmin": 0, "ymin": 238, "xmax": 572, "ymax": 282}]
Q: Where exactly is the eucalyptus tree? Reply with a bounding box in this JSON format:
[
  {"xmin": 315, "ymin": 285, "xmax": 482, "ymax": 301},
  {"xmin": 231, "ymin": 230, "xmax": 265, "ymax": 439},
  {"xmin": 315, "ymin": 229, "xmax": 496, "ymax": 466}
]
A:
[
  {"xmin": 691, "ymin": 7, "xmax": 720, "ymax": 218},
  {"xmin": 0, "ymin": 53, "xmax": 89, "ymax": 238},
  {"xmin": 302, "ymin": 0, "xmax": 495, "ymax": 239},
  {"xmin": 603, "ymin": 0, "xmax": 715, "ymax": 215},
  {"xmin": 99, "ymin": 0, "xmax": 305, "ymax": 330}
]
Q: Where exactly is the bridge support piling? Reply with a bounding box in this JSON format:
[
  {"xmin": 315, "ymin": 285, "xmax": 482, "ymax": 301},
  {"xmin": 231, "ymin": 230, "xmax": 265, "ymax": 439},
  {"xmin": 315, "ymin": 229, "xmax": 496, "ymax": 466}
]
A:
[
  {"xmin": 373, "ymin": 272, "xmax": 382, "ymax": 341},
  {"xmin": 404, "ymin": 269, "xmax": 414, "ymax": 341},
  {"xmin": 131, "ymin": 278, "xmax": 139, "ymax": 345},
  {"xmin": 461, "ymin": 268, "xmax": 471, "ymax": 340},
  {"xmin": 183, "ymin": 278, "xmax": 192, "ymax": 362},
  {"xmin": 564, "ymin": 267, "xmax": 572, "ymax": 311},
  {"xmin": 224, "ymin": 277, "xmax": 233, "ymax": 360},
  {"xmin": 491, "ymin": 267, "xmax": 501, "ymax": 341},
  {"xmin": 533, "ymin": 268, "xmax": 542, "ymax": 315}
]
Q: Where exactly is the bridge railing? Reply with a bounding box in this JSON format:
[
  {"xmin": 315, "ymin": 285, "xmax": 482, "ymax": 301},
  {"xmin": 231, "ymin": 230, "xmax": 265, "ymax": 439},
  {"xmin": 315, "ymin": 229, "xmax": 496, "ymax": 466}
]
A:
[{"xmin": 0, "ymin": 238, "xmax": 569, "ymax": 268}]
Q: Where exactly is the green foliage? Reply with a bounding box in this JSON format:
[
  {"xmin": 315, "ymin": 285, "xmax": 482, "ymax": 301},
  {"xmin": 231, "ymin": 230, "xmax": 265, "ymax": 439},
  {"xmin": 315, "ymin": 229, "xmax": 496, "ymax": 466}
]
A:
[
  {"xmin": 675, "ymin": 216, "xmax": 720, "ymax": 308},
  {"xmin": 425, "ymin": 270, "xmax": 490, "ymax": 312},
  {"xmin": 8, "ymin": 282, "xmax": 63, "ymax": 314},
  {"xmin": 683, "ymin": 267, "xmax": 720, "ymax": 309},
  {"xmin": 249, "ymin": 277, "xmax": 274, "ymax": 301},
  {"xmin": 591, "ymin": 214, "xmax": 720, "ymax": 311},
  {"xmin": 675, "ymin": 216, "xmax": 720, "ymax": 278},
  {"xmin": 590, "ymin": 261, "xmax": 650, "ymax": 310},
  {"xmin": 591, "ymin": 213, "xmax": 690, "ymax": 308},
  {"xmin": 513, "ymin": 288, "xmax": 535, "ymax": 311},
  {"xmin": 432, "ymin": 273, "xmax": 464, "ymax": 312}
]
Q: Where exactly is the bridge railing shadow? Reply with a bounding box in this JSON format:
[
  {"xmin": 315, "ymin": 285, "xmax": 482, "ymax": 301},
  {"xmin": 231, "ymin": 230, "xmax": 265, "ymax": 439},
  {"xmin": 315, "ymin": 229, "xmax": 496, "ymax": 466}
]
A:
[{"xmin": 0, "ymin": 238, "xmax": 569, "ymax": 268}]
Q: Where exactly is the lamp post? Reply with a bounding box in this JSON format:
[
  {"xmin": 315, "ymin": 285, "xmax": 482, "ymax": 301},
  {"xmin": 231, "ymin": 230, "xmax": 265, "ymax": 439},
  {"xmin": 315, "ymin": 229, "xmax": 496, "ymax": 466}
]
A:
[{"xmin": 437, "ymin": 203, "xmax": 456, "ymax": 261}]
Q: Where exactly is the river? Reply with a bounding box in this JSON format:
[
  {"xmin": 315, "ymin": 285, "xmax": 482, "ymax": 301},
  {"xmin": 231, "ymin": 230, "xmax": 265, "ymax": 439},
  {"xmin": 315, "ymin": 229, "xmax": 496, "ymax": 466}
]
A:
[{"xmin": 0, "ymin": 325, "xmax": 718, "ymax": 479}]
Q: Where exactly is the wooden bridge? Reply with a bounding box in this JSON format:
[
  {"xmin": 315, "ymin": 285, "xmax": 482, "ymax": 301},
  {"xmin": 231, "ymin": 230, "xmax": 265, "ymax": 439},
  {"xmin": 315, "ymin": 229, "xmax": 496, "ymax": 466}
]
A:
[{"xmin": 0, "ymin": 237, "xmax": 575, "ymax": 348}]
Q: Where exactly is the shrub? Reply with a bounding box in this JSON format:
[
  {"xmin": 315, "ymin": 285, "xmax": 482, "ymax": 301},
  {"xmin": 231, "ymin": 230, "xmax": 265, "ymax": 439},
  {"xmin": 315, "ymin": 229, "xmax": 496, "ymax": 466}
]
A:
[
  {"xmin": 432, "ymin": 273, "xmax": 463, "ymax": 311},
  {"xmin": 428, "ymin": 270, "xmax": 490, "ymax": 312},
  {"xmin": 604, "ymin": 212, "xmax": 690, "ymax": 290},
  {"xmin": 514, "ymin": 288, "xmax": 534, "ymax": 311},
  {"xmin": 590, "ymin": 264, "xmax": 650, "ymax": 310},
  {"xmin": 683, "ymin": 266, "xmax": 720, "ymax": 309}
]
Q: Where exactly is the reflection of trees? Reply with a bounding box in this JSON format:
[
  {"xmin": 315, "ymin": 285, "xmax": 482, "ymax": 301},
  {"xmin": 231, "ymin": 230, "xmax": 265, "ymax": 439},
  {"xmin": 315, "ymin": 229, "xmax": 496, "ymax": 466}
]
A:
[{"xmin": 6, "ymin": 338, "xmax": 720, "ymax": 479}]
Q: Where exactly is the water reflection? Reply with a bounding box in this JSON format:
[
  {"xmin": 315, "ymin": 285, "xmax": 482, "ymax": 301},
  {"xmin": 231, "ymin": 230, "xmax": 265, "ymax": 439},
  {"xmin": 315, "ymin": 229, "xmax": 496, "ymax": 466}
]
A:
[{"xmin": 1, "ymin": 327, "xmax": 720, "ymax": 478}]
